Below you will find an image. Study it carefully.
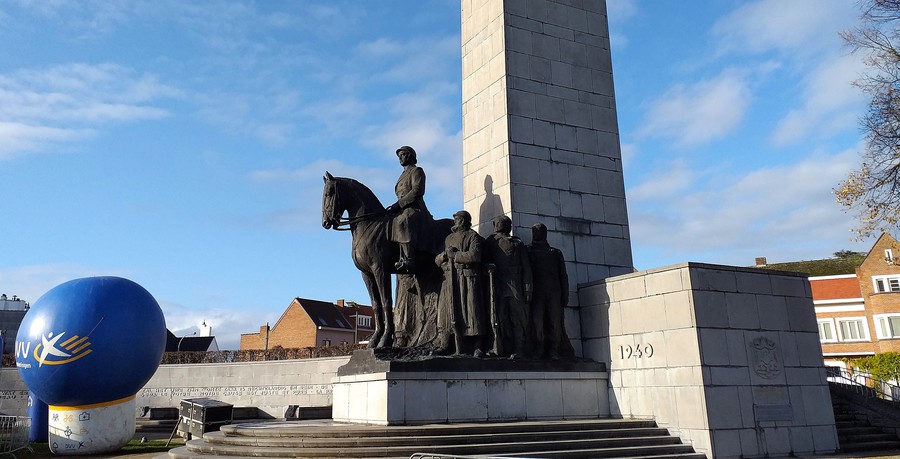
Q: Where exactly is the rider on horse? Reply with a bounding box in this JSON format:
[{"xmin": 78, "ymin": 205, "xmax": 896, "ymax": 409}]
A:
[{"xmin": 386, "ymin": 146, "xmax": 433, "ymax": 274}]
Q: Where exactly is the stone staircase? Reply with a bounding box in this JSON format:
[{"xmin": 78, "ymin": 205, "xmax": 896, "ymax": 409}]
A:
[
  {"xmin": 155, "ymin": 419, "xmax": 705, "ymax": 459},
  {"xmin": 830, "ymin": 384, "xmax": 900, "ymax": 453}
]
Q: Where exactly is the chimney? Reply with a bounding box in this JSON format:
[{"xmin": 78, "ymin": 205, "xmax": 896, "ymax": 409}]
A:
[
  {"xmin": 755, "ymin": 257, "xmax": 767, "ymax": 266},
  {"xmin": 336, "ymin": 299, "xmax": 345, "ymax": 307}
]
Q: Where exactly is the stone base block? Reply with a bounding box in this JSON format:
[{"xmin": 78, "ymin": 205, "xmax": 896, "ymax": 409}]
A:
[{"xmin": 332, "ymin": 351, "xmax": 609, "ymax": 425}]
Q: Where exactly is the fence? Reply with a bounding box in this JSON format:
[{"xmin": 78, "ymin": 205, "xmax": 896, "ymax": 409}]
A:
[
  {"xmin": 827, "ymin": 366, "xmax": 900, "ymax": 402},
  {"xmin": 0, "ymin": 416, "xmax": 31, "ymax": 458},
  {"xmin": 159, "ymin": 343, "xmax": 362, "ymax": 364},
  {"xmin": 2, "ymin": 344, "xmax": 362, "ymax": 367}
]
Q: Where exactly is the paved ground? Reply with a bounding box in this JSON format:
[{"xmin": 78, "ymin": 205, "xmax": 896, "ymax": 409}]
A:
[
  {"xmin": 35, "ymin": 424, "xmax": 900, "ymax": 459},
  {"xmin": 90, "ymin": 446, "xmax": 900, "ymax": 459},
  {"xmin": 102, "ymin": 451, "xmax": 900, "ymax": 459},
  {"xmin": 809, "ymin": 454, "xmax": 900, "ymax": 459}
]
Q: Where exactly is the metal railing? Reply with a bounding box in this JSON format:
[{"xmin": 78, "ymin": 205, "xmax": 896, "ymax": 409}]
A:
[
  {"xmin": 0, "ymin": 416, "xmax": 32, "ymax": 458},
  {"xmin": 158, "ymin": 343, "xmax": 363, "ymax": 365},
  {"xmin": 827, "ymin": 366, "xmax": 900, "ymax": 402},
  {"xmin": 410, "ymin": 455, "xmax": 530, "ymax": 459}
]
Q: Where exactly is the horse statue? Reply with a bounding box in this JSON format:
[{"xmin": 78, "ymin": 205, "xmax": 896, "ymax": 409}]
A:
[{"xmin": 321, "ymin": 172, "xmax": 451, "ymax": 349}]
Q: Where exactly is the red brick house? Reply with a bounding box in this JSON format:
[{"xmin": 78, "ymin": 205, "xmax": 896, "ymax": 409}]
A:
[
  {"xmin": 806, "ymin": 233, "xmax": 900, "ymax": 368},
  {"xmin": 239, "ymin": 298, "xmax": 374, "ymax": 350}
]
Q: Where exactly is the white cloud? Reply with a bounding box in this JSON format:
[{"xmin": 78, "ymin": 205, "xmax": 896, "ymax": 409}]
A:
[
  {"xmin": 620, "ymin": 142, "xmax": 637, "ymax": 172},
  {"xmin": 3, "ymin": 63, "xmax": 180, "ymax": 107},
  {"xmin": 248, "ymin": 113, "xmax": 463, "ymax": 231},
  {"xmin": 297, "ymin": 96, "xmax": 370, "ymax": 137},
  {"xmin": 771, "ymin": 54, "xmax": 866, "ymax": 146},
  {"xmin": 604, "ymin": 0, "xmax": 637, "ymax": 50},
  {"xmin": 628, "ymin": 160, "xmax": 694, "ymax": 202},
  {"xmin": 628, "ymin": 147, "xmax": 870, "ymax": 268},
  {"xmin": 251, "ymin": 159, "xmax": 394, "ymax": 190},
  {"xmin": 8, "ymin": 1, "xmax": 132, "ymax": 39},
  {"xmin": 0, "ymin": 263, "xmax": 120, "ymax": 305},
  {"xmin": 361, "ymin": 83, "xmax": 463, "ymax": 215},
  {"xmin": 254, "ymin": 123, "xmax": 294, "ymax": 148},
  {"xmin": 0, "ymin": 262, "xmax": 266, "ymax": 350},
  {"xmin": 0, "ymin": 63, "xmax": 179, "ymax": 158},
  {"xmin": 712, "ymin": 0, "xmax": 857, "ymax": 56},
  {"xmin": 0, "ymin": 122, "xmax": 94, "ymax": 159},
  {"xmin": 352, "ymin": 35, "xmax": 460, "ymax": 85},
  {"xmin": 606, "ymin": 0, "xmax": 637, "ymax": 24},
  {"xmin": 160, "ymin": 300, "xmax": 274, "ymax": 350},
  {"xmin": 249, "ymin": 159, "xmax": 399, "ymax": 230},
  {"xmin": 638, "ymin": 70, "xmax": 751, "ymax": 147}
]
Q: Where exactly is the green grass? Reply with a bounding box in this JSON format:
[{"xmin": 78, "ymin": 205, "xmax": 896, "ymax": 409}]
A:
[{"xmin": 9, "ymin": 438, "xmax": 183, "ymax": 459}]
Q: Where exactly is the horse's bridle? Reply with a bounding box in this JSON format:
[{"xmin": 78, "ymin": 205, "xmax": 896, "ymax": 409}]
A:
[{"xmin": 324, "ymin": 176, "xmax": 388, "ymax": 231}]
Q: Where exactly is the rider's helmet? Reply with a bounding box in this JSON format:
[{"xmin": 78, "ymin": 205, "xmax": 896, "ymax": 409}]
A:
[{"xmin": 396, "ymin": 145, "xmax": 417, "ymax": 164}]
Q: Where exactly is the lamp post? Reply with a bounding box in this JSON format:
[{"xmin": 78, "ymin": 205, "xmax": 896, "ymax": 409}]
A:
[
  {"xmin": 353, "ymin": 303, "xmax": 359, "ymax": 344},
  {"xmin": 177, "ymin": 331, "xmax": 197, "ymax": 352}
]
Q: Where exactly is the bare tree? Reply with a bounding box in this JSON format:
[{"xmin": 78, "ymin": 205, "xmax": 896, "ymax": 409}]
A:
[{"xmin": 836, "ymin": 0, "xmax": 900, "ymax": 238}]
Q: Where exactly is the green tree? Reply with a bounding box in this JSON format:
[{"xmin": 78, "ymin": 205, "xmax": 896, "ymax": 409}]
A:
[
  {"xmin": 853, "ymin": 352, "xmax": 900, "ymax": 383},
  {"xmin": 836, "ymin": 0, "xmax": 900, "ymax": 238},
  {"xmin": 833, "ymin": 249, "xmax": 866, "ymax": 258}
]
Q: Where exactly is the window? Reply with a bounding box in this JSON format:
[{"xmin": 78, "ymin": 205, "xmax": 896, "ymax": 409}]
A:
[
  {"xmin": 886, "ymin": 249, "xmax": 895, "ymax": 263},
  {"xmin": 837, "ymin": 317, "xmax": 870, "ymax": 341},
  {"xmin": 875, "ymin": 314, "xmax": 900, "ymax": 339},
  {"xmin": 873, "ymin": 275, "xmax": 900, "ymax": 293},
  {"xmin": 322, "ymin": 339, "xmax": 331, "ymax": 347},
  {"xmin": 817, "ymin": 319, "xmax": 837, "ymax": 343},
  {"xmin": 356, "ymin": 315, "xmax": 371, "ymax": 327}
]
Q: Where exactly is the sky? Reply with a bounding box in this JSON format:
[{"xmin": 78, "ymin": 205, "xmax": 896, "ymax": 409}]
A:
[{"xmin": 0, "ymin": 0, "xmax": 877, "ymax": 349}]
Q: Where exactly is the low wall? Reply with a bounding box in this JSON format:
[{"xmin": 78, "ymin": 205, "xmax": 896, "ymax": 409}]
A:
[
  {"xmin": 0, "ymin": 356, "xmax": 350, "ymax": 418},
  {"xmin": 0, "ymin": 365, "xmax": 27, "ymax": 415}
]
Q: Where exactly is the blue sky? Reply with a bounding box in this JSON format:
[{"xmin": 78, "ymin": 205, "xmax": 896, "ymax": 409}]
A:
[{"xmin": 1, "ymin": 1, "xmax": 874, "ymax": 349}]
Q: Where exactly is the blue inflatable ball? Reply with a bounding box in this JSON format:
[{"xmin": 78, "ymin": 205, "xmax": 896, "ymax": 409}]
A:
[{"xmin": 15, "ymin": 276, "xmax": 166, "ymax": 407}]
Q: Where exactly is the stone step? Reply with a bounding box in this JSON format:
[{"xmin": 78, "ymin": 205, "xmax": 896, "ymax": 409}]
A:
[
  {"xmin": 834, "ymin": 419, "xmax": 871, "ymax": 429},
  {"xmin": 837, "ymin": 425, "xmax": 887, "ymax": 436},
  {"xmin": 610, "ymin": 455, "xmax": 706, "ymax": 459},
  {"xmin": 830, "ymin": 381, "xmax": 900, "ymax": 454},
  {"xmin": 833, "ymin": 412, "xmax": 868, "ymax": 421},
  {"xmin": 219, "ymin": 419, "xmax": 658, "ymax": 438},
  {"xmin": 839, "ymin": 432, "xmax": 900, "ymax": 443},
  {"xmin": 201, "ymin": 426, "xmax": 674, "ymax": 448},
  {"xmin": 155, "ymin": 419, "xmax": 700, "ymax": 459},
  {"xmin": 183, "ymin": 434, "xmax": 687, "ymax": 457},
  {"xmin": 163, "ymin": 442, "xmax": 700, "ymax": 459},
  {"xmin": 488, "ymin": 447, "xmax": 706, "ymax": 459},
  {"xmin": 839, "ymin": 439, "xmax": 900, "ymax": 453}
]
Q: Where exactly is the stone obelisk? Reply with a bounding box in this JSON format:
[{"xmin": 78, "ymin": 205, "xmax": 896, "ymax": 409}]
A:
[{"xmin": 461, "ymin": 0, "xmax": 633, "ymax": 352}]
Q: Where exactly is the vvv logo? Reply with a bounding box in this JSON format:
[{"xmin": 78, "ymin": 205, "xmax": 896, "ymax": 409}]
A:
[
  {"xmin": 15, "ymin": 341, "xmax": 31, "ymax": 359},
  {"xmin": 33, "ymin": 332, "xmax": 93, "ymax": 367}
]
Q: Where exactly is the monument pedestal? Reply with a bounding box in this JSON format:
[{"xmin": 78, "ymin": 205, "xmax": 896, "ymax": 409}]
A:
[{"xmin": 332, "ymin": 350, "xmax": 609, "ymax": 425}]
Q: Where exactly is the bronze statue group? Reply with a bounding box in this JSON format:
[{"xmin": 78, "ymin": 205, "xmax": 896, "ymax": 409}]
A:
[
  {"xmin": 385, "ymin": 146, "xmax": 574, "ymax": 360},
  {"xmin": 322, "ymin": 146, "xmax": 574, "ymax": 359}
]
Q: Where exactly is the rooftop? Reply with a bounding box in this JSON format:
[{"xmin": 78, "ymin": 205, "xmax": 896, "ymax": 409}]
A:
[{"xmin": 753, "ymin": 252, "xmax": 865, "ymax": 277}]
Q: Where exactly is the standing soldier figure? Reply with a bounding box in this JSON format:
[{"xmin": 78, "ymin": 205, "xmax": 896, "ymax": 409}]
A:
[
  {"xmin": 485, "ymin": 215, "xmax": 532, "ymax": 359},
  {"xmin": 435, "ymin": 211, "xmax": 488, "ymax": 357},
  {"xmin": 528, "ymin": 223, "xmax": 572, "ymax": 360}
]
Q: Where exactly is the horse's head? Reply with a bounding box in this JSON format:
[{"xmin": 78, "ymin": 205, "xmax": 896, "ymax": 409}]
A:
[
  {"xmin": 322, "ymin": 172, "xmax": 385, "ymax": 230},
  {"xmin": 322, "ymin": 171, "xmax": 341, "ymax": 230}
]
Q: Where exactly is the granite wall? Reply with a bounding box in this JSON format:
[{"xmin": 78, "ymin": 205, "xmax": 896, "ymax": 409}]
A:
[
  {"xmin": 579, "ymin": 262, "xmax": 838, "ymax": 458},
  {"xmin": 0, "ymin": 356, "xmax": 350, "ymax": 419}
]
